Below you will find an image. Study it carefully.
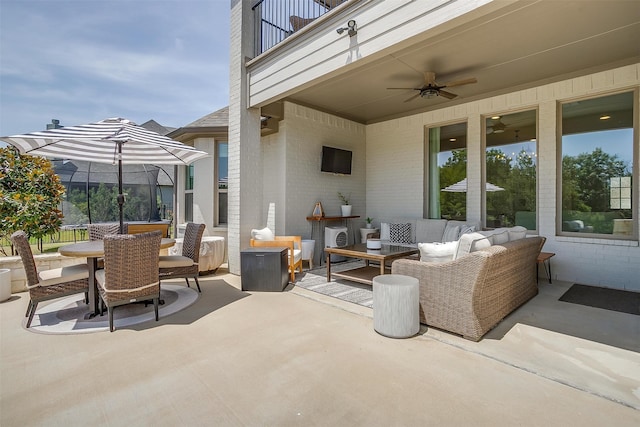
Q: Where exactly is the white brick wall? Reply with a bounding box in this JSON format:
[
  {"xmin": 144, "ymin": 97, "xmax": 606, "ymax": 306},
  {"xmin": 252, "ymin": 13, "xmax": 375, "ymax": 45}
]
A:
[
  {"xmin": 365, "ymin": 63, "xmax": 640, "ymax": 291},
  {"xmin": 228, "ymin": 0, "xmax": 262, "ymax": 275},
  {"xmin": 275, "ymin": 102, "xmax": 366, "ymax": 237}
]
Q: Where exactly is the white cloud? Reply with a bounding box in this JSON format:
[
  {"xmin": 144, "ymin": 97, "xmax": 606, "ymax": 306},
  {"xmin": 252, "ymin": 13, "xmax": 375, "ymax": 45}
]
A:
[{"xmin": 0, "ymin": 0, "xmax": 230, "ymax": 135}]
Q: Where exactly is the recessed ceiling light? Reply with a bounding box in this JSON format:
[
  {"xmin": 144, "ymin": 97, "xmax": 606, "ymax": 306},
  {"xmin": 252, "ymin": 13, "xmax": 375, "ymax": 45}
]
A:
[
  {"xmin": 600, "ymin": 115, "xmax": 611, "ymax": 120},
  {"xmin": 491, "ymin": 116, "xmax": 501, "ymax": 120},
  {"xmin": 449, "ymin": 138, "xmax": 456, "ymax": 142}
]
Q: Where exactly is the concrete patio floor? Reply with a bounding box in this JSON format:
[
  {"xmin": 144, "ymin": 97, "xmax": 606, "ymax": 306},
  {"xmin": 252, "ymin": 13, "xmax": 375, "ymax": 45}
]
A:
[{"xmin": 1, "ymin": 266, "xmax": 639, "ymax": 426}]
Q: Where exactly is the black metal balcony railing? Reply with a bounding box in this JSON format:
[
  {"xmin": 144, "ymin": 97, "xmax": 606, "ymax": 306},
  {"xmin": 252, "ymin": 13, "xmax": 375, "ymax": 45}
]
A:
[{"xmin": 252, "ymin": 0, "xmax": 350, "ymax": 56}]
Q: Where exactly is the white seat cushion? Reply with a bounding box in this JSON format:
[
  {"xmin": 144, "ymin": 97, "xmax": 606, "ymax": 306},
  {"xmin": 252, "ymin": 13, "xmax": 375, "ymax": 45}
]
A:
[
  {"xmin": 293, "ymin": 249, "xmax": 302, "ymax": 263},
  {"xmin": 95, "ymin": 269, "xmax": 106, "ymax": 287},
  {"xmin": 159, "ymin": 255, "xmax": 195, "ymax": 268},
  {"xmin": 38, "ymin": 264, "xmax": 89, "ymax": 286}
]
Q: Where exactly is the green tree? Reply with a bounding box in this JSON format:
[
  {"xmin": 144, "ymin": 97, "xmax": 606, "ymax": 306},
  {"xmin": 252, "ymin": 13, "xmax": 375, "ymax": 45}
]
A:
[
  {"xmin": 562, "ymin": 148, "xmax": 630, "ymax": 233},
  {"xmin": 485, "ymin": 148, "xmax": 513, "ymax": 225},
  {"xmin": 563, "ymin": 148, "xmax": 629, "ymax": 213},
  {"xmin": 0, "ymin": 147, "xmax": 65, "ymax": 254},
  {"xmin": 89, "ymin": 182, "xmax": 118, "ymax": 222},
  {"xmin": 439, "ymin": 149, "xmax": 467, "ymax": 219}
]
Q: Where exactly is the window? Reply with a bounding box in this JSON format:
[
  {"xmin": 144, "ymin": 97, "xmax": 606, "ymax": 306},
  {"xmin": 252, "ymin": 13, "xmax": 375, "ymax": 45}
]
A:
[
  {"xmin": 184, "ymin": 164, "xmax": 194, "ymax": 222},
  {"xmin": 426, "ymin": 122, "xmax": 467, "ymax": 220},
  {"xmin": 217, "ymin": 142, "xmax": 228, "ymax": 225},
  {"xmin": 560, "ymin": 91, "xmax": 635, "ymax": 237},
  {"xmin": 485, "ymin": 110, "xmax": 537, "ymax": 229}
]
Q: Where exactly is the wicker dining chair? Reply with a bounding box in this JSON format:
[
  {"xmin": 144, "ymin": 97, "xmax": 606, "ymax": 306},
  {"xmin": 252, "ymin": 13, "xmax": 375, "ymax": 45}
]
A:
[
  {"xmin": 10, "ymin": 230, "xmax": 90, "ymax": 328},
  {"xmin": 88, "ymin": 223, "xmax": 128, "ymax": 268},
  {"xmin": 87, "ymin": 223, "xmax": 128, "ymax": 241},
  {"xmin": 95, "ymin": 231, "xmax": 162, "ymax": 332},
  {"xmin": 158, "ymin": 223, "xmax": 206, "ymax": 292}
]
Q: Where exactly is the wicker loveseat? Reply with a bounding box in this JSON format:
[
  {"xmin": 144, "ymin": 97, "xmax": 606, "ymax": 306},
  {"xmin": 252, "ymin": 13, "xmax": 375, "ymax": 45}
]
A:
[{"xmin": 391, "ymin": 236, "xmax": 545, "ymax": 341}]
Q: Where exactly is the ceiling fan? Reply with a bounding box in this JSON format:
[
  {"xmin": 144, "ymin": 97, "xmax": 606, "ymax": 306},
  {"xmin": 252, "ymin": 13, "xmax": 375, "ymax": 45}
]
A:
[
  {"xmin": 487, "ymin": 117, "xmax": 507, "ymax": 134},
  {"xmin": 387, "ymin": 71, "xmax": 477, "ymax": 102}
]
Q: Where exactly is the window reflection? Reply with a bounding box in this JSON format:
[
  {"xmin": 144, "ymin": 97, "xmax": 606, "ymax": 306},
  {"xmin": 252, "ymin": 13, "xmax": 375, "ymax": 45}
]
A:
[
  {"xmin": 427, "ymin": 122, "xmax": 467, "ymax": 220},
  {"xmin": 485, "ymin": 110, "xmax": 537, "ymax": 229},
  {"xmin": 561, "ymin": 91, "xmax": 634, "ymax": 237}
]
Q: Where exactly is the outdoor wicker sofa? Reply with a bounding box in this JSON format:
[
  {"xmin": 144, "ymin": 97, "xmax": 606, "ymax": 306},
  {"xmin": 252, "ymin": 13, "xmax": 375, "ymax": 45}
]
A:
[{"xmin": 391, "ymin": 236, "xmax": 545, "ymax": 341}]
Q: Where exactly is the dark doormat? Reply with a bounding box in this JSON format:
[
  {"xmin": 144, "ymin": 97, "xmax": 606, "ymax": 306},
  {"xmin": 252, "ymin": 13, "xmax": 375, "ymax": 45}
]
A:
[{"xmin": 559, "ymin": 284, "xmax": 640, "ymax": 315}]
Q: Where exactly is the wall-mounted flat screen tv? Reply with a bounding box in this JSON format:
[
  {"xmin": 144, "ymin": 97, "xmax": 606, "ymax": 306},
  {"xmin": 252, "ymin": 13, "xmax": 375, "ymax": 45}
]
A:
[{"xmin": 321, "ymin": 146, "xmax": 352, "ymax": 175}]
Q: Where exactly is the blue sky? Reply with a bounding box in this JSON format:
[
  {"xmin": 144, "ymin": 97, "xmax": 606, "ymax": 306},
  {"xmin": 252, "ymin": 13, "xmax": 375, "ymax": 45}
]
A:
[{"xmin": 0, "ymin": 0, "xmax": 230, "ymax": 137}]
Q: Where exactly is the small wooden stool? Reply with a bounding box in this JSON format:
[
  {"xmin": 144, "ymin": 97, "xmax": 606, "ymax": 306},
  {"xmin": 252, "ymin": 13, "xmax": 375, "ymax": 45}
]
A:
[{"xmin": 537, "ymin": 252, "xmax": 555, "ymax": 284}]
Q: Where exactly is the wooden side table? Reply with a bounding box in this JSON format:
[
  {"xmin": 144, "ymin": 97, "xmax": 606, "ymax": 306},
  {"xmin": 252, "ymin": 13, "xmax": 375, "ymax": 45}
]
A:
[{"xmin": 537, "ymin": 252, "xmax": 555, "ymax": 284}]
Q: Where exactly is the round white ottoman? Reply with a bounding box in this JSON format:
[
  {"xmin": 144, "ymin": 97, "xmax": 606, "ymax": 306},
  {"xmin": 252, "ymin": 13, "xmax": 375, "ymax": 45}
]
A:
[{"xmin": 373, "ymin": 274, "xmax": 419, "ymax": 338}]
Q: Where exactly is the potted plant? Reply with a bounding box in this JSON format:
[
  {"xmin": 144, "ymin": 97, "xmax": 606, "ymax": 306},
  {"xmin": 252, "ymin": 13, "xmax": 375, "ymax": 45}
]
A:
[
  {"xmin": 338, "ymin": 192, "xmax": 352, "ymax": 216},
  {"xmin": 365, "ymin": 217, "xmax": 374, "ymax": 229}
]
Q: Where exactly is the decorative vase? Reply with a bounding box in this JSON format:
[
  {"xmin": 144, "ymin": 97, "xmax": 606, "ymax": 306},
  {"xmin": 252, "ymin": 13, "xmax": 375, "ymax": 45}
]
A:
[
  {"xmin": 341, "ymin": 205, "xmax": 352, "ymax": 217},
  {"xmin": 0, "ymin": 269, "xmax": 11, "ymax": 302},
  {"xmin": 366, "ymin": 223, "xmax": 373, "ymax": 229}
]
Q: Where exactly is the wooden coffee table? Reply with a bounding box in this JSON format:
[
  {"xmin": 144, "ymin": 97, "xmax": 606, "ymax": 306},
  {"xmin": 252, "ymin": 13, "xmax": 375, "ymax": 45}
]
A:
[{"xmin": 325, "ymin": 243, "xmax": 418, "ymax": 285}]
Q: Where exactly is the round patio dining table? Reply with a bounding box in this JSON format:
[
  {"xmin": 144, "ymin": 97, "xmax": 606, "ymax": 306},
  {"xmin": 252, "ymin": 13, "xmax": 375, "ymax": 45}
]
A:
[{"xmin": 59, "ymin": 238, "xmax": 175, "ymax": 318}]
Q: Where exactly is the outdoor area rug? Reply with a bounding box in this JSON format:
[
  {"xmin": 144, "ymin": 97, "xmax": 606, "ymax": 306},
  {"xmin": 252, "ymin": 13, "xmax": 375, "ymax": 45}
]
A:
[
  {"xmin": 295, "ymin": 260, "xmax": 373, "ymax": 308},
  {"xmin": 25, "ymin": 284, "xmax": 199, "ymax": 334},
  {"xmin": 559, "ymin": 284, "xmax": 640, "ymax": 316}
]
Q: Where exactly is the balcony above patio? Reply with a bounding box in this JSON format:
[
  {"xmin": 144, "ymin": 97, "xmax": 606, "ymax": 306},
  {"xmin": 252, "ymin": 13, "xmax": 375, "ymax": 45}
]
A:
[{"xmin": 252, "ymin": 0, "xmax": 353, "ymax": 55}]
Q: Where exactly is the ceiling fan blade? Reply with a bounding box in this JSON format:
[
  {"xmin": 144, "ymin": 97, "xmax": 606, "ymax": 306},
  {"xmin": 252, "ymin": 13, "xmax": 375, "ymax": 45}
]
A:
[
  {"xmin": 403, "ymin": 92, "xmax": 421, "ymax": 103},
  {"xmin": 387, "ymin": 87, "xmax": 420, "ymax": 90},
  {"xmin": 439, "ymin": 90, "xmax": 457, "ymax": 99},
  {"xmin": 442, "ymin": 77, "xmax": 477, "ymax": 88}
]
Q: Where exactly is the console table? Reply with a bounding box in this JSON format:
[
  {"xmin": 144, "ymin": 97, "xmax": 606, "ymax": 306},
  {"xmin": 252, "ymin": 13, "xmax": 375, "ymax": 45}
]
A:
[{"xmin": 306, "ymin": 215, "xmax": 360, "ymax": 266}]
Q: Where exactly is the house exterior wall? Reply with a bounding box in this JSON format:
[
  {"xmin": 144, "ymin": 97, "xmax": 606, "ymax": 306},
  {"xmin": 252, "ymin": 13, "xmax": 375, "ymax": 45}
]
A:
[
  {"xmin": 193, "ymin": 138, "xmax": 215, "ymax": 235},
  {"xmin": 279, "ymin": 102, "xmax": 367, "ymax": 237},
  {"xmin": 366, "ymin": 63, "xmax": 640, "ymax": 291},
  {"xmin": 229, "ymin": 0, "xmax": 263, "ymax": 275},
  {"xmin": 261, "ymin": 130, "xmax": 286, "ymax": 234},
  {"xmin": 258, "ymin": 102, "xmax": 366, "ymax": 241}
]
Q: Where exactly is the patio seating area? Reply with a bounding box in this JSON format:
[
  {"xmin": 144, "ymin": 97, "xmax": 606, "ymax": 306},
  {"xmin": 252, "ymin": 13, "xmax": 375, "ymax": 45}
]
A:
[{"xmin": 1, "ymin": 266, "xmax": 639, "ymax": 424}]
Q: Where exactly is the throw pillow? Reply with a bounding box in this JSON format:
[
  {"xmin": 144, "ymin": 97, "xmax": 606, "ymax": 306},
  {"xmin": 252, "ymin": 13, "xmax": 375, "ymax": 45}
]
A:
[
  {"xmin": 416, "ymin": 219, "xmax": 447, "ymax": 243},
  {"xmin": 389, "ymin": 223, "xmax": 412, "ymax": 244},
  {"xmin": 453, "ymin": 232, "xmax": 492, "ymax": 260},
  {"xmin": 380, "ymin": 222, "xmax": 390, "ymax": 240},
  {"xmin": 441, "ymin": 224, "xmax": 460, "ymax": 243},
  {"xmin": 251, "ymin": 227, "xmax": 274, "ymax": 241},
  {"xmin": 418, "ymin": 241, "xmax": 457, "ymax": 263},
  {"xmin": 458, "ymin": 224, "xmax": 476, "ymax": 238},
  {"xmin": 508, "ymin": 226, "xmax": 527, "ymax": 241},
  {"xmin": 491, "ymin": 228, "xmax": 509, "ymax": 245}
]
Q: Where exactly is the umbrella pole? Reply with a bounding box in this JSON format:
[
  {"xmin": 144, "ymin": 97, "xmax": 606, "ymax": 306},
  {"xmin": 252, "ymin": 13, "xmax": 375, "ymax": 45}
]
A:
[{"xmin": 117, "ymin": 141, "xmax": 125, "ymax": 233}]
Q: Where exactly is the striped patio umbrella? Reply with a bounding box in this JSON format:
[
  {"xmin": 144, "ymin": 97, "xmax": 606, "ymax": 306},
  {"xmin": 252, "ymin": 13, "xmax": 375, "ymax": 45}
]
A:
[{"xmin": 1, "ymin": 118, "xmax": 208, "ymax": 232}]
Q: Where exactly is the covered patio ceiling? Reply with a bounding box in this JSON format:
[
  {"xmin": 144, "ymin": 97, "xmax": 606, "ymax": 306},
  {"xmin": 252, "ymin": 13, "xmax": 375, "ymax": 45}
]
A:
[{"xmin": 281, "ymin": 0, "xmax": 640, "ymax": 124}]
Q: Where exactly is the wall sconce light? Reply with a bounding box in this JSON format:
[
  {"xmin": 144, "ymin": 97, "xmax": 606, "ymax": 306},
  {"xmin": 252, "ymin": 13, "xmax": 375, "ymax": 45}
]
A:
[{"xmin": 336, "ymin": 19, "xmax": 357, "ymax": 37}]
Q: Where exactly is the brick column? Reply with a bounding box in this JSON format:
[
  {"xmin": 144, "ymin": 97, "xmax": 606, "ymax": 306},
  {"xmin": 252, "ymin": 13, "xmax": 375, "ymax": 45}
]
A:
[{"xmin": 228, "ymin": 0, "xmax": 262, "ymax": 275}]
